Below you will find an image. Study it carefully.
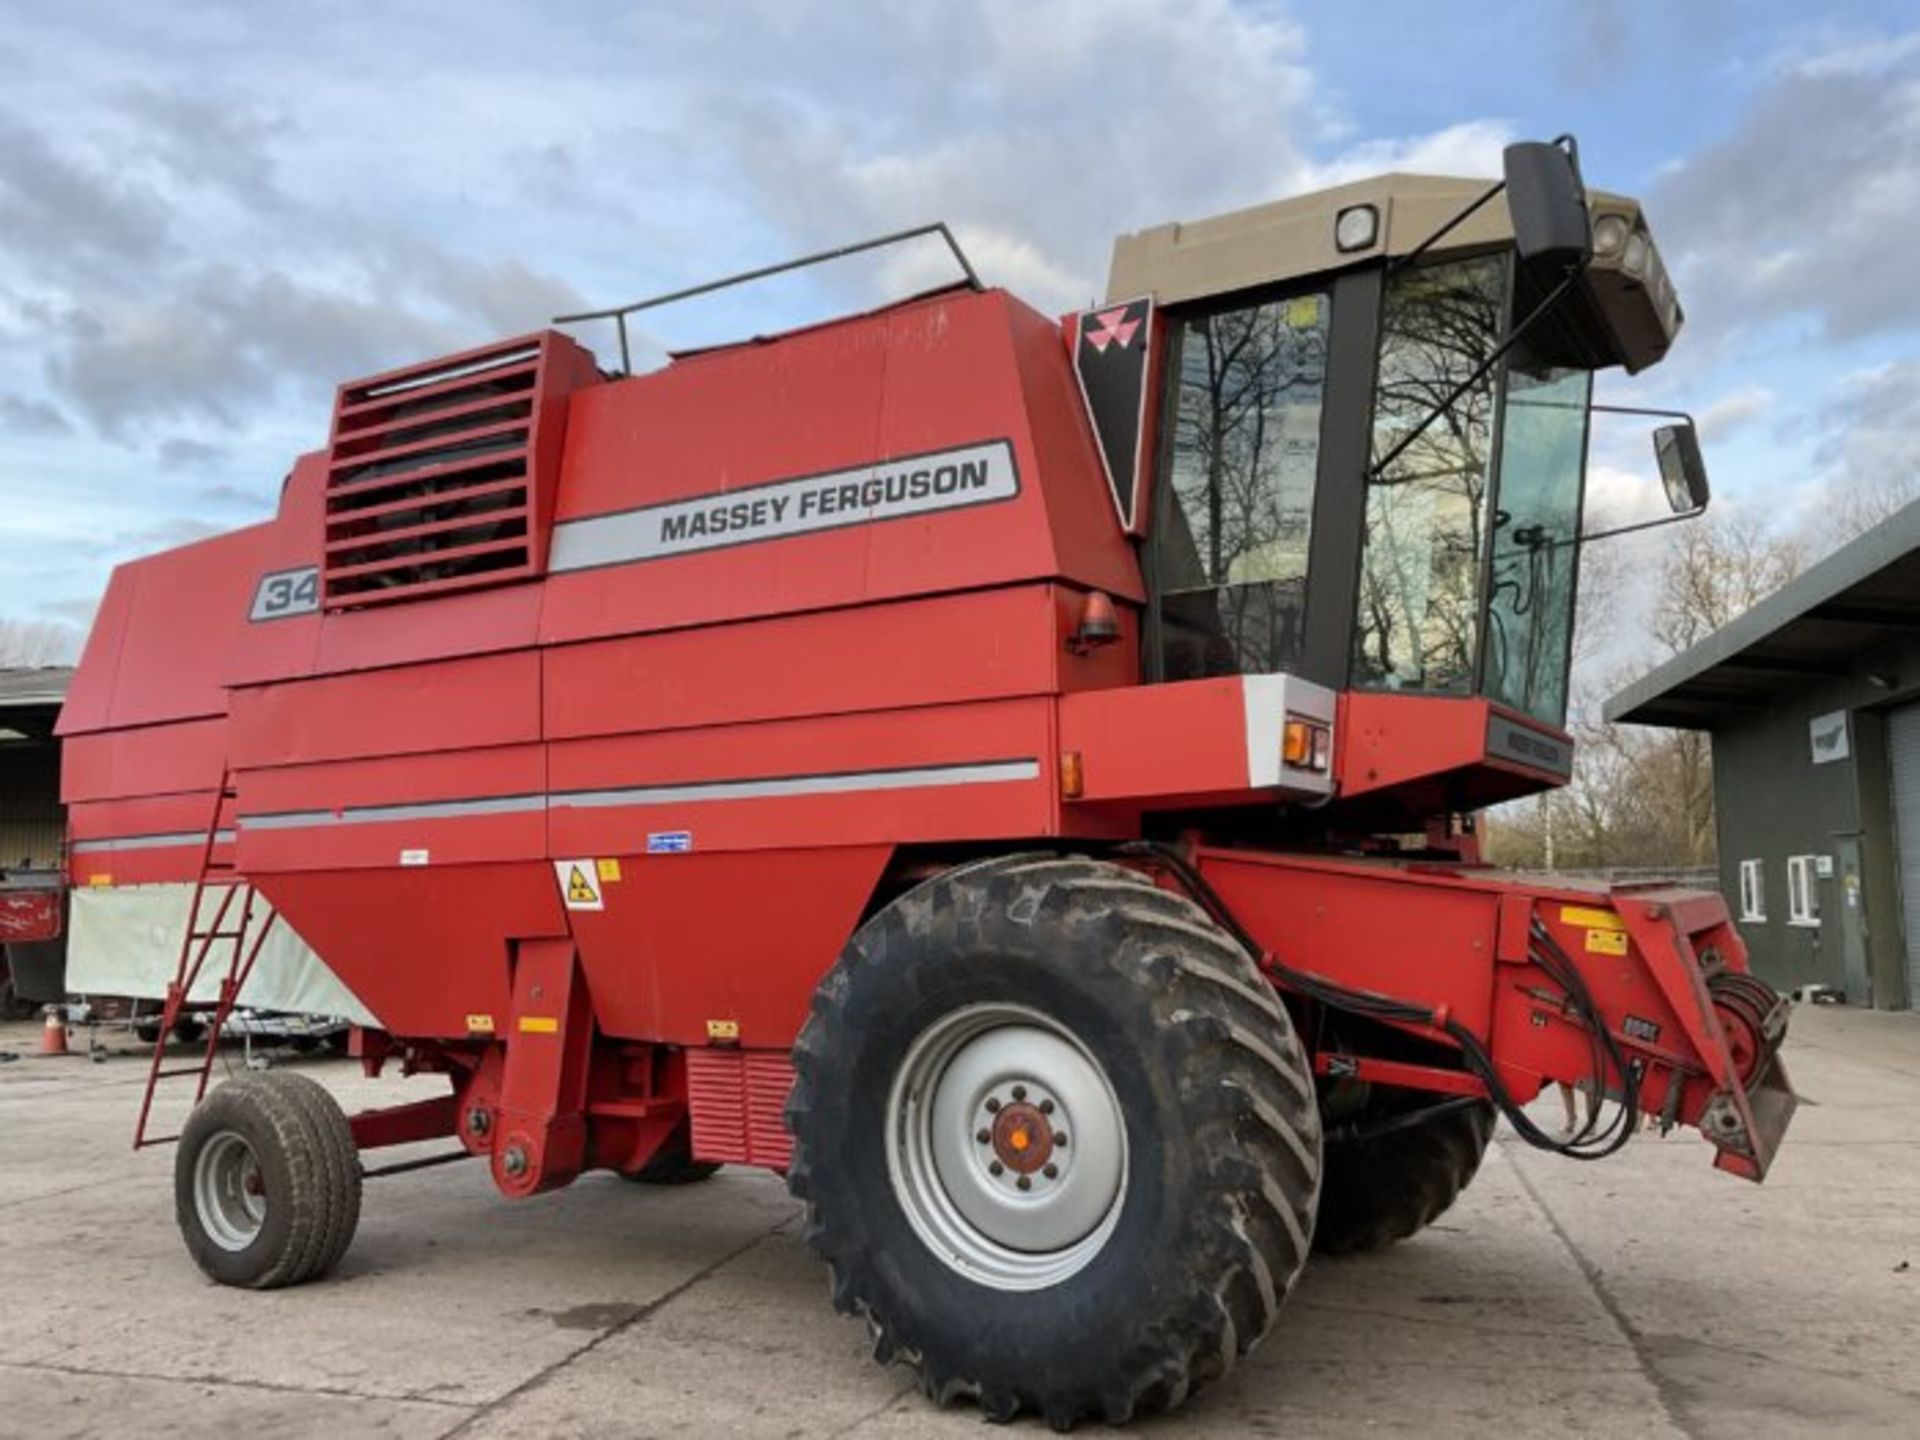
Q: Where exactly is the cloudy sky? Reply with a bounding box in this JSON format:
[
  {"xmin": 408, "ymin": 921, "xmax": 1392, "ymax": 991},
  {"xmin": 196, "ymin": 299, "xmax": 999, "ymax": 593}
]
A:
[{"xmin": 2, "ymin": 0, "xmax": 1916, "ymax": 662}]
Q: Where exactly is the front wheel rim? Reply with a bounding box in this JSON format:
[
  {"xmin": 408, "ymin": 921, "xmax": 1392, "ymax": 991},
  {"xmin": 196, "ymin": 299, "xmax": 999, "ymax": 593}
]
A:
[
  {"xmin": 194, "ymin": 1130, "xmax": 268, "ymax": 1252},
  {"xmin": 886, "ymin": 1002, "xmax": 1127, "ymax": 1292}
]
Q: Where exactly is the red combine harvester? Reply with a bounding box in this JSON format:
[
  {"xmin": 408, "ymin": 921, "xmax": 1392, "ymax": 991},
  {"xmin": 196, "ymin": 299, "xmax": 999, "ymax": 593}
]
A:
[{"xmin": 61, "ymin": 139, "xmax": 1793, "ymax": 1425}]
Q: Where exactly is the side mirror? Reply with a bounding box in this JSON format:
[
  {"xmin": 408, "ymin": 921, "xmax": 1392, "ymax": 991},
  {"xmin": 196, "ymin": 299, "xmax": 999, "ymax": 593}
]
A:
[
  {"xmin": 1654, "ymin": 422, "xmax": 1710, "ymax": 513},
  {"xmin": 1504, "ymin": 141, "xmax": 1591, "ymax": 273}
]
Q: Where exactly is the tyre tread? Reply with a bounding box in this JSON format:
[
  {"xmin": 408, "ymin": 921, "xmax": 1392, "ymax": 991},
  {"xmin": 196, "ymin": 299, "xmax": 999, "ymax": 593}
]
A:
[{"xmin": 788, "ymin": 855, "xmax": 1321, "ymax": 1428}]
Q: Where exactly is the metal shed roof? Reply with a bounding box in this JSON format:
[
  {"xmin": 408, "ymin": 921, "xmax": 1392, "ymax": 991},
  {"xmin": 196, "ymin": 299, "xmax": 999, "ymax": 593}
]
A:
[
  {"xmin": 1605, "ymin": 500, "xmax": 1920, "ymax": 729},
  {"xmin": 0, "ymin": 667, "xmax": 73, "ymax": 710},
  {"xmin": 0, "ymin": 668, "xmax": 72, "ymax": 742}
]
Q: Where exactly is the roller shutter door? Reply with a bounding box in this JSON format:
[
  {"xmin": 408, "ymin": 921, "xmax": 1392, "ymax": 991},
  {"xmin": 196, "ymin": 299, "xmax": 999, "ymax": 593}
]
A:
[{"xmin": 1887, "ymin": 702, "xmax": 1920, "ymax": 1005}]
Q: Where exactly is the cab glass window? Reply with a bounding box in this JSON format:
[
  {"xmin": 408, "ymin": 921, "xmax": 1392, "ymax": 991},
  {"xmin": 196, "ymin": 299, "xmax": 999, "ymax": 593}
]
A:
[
  {"xmin": 1351, "ymin": 256, "xmax": 1506, "ymax": 695},
  {"xmin": 1156, "ymin": 292, "xmax": 1330, "ymax": 680},
  {"xmin": 1482, "ymin": 347, "xmax": 1591, "ymax": 724}
]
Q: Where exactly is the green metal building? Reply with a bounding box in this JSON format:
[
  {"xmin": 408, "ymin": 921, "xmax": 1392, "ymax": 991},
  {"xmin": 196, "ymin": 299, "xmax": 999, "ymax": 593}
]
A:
[{"xmin": 1607, "ymin": 504, "xmax": 1920, "ymax": 1009}]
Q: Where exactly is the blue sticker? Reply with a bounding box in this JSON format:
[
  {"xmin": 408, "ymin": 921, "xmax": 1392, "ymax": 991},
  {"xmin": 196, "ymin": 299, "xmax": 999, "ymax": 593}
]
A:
[{"xmin": 647, "ymin": 830, "xmax": 693, "ymax": 854}]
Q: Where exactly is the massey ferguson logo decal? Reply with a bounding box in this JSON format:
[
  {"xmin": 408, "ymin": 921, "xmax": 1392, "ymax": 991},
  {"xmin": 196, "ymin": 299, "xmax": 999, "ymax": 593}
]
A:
[
  {"xmin": 1073, "ymin": 296, "xmax": 1153, "ymax": 530},
  {"xmin": 548, "ymin": 440, "xmax": 1020, "ymax": 570},
  {"xmin": 1084, "ymin": 304, "xmax": 1144, "ymax": 353}
]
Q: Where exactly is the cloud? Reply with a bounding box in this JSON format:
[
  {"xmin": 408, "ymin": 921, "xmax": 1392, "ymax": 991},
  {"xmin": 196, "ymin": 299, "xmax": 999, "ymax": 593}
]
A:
[
  {"xmin": 0, "ymin": 106, "xmax": 175, "ymax": 279},
  {"xmin": 674, "ymin": 0, "xmax": 1317, "ymax": 311},
  {"xmin": 157, "ymin": 437, "xmax": 230, "ymax": 472},
  {"xmin": 1793, "ymin": 359, "xmax": 1920, "ymax": 542},
  {"xmin": 1652, "ymin": 29, "xmax": 1920, "ymax": 344},
  {"xmin": 1696, "ymin": 387, "xmax": 1773, "ymax": 441},
  {"xmin": 4, "ymin": 78, "xmax": 587, "ymax": 438},
  {"xmin": 41, "ymin": 253, "xmax": 581, "ymax": 435},
  {"xmin": 1297, "ymin": 120, "xmax": 1512, "ymax": 190},
  {"xmin": 117, "ymin": 86, "xmax": 289, "ymax": 211},
  {"xmin": 0, "ymin": 393, "xmax": 71, "ymax": 436}
]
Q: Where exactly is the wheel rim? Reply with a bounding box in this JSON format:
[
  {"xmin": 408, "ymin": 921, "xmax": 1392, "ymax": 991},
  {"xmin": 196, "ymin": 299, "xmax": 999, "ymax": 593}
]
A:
[
  {"xmin": 886, "ymin": 1002, "xmax": 1127, "ymax": 1292},
  {"xmin": 194, "ymin": 1130, "xmax": 268, "ymax": 1252}
]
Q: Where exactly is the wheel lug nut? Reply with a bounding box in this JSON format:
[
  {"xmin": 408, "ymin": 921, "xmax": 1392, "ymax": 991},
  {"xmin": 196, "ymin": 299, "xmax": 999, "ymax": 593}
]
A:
[
  {"xmin": 1038, "ymin": 1098, "xmax": 1054, "ymax": 1115},
  {"xmin": 985, "ymin": 1097, "xmax": 1001, "ymax": 1113},
  {"xmin": 1016, "ymin": 1175, "xmax": 1032, "ymax": 1191},
  {"xmin": 989, "ymin": 1160, "xmax": 1005, "ymax": 1176},
  {"xmin": 1054, "ymin": 1132, "xmax": 1068, "ymax": 1147},
  {"xmin": 1043, "ymin": 1163, "xmax": 1059, "ymax": 1179},
  {"xmin": 976, "ymin": 1128, "xmax": 991, "ymax": 1143},
  {"xmin": 1011, "ymin": 1085, "xmax": 1028, "ymax": 1101}
]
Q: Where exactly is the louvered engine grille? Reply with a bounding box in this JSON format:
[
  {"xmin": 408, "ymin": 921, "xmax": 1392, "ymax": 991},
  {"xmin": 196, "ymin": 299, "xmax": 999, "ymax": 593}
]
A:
[
  {"xmin": 320, "ymin": 331, "xmax": 595, "ymax": 609},
  {"xmin": 687, "ymin": 1047, "xmax": 796, "ymax": 1170}
]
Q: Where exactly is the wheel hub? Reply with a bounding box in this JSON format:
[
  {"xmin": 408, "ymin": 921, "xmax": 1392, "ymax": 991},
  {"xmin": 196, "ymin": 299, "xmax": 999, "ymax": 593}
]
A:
[
  {"xmin": 194, "ymin": 1130, "xmax": 268, "ymax": 1253},
  {"xmin": 887, "ymin": 1003, "xmax": 1127, "ymax": 1292},
  {"xmin": 988, "ymin": 1100, "xmax": 1055, "ymax": 1174}
]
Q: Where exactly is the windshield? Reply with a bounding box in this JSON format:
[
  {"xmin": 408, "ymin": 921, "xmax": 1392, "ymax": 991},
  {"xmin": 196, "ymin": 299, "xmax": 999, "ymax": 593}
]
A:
[
  {"xmin": 1483, "ymin": 352, "xmax": 1591, "ymax": 724},
  {"xmin": 1349, "ymin": 255, "xmax": 1591, "ymax": 728},
  {"xmin": 1351, "ymin": 256, "xmax": 1506, "ymax": 697}
]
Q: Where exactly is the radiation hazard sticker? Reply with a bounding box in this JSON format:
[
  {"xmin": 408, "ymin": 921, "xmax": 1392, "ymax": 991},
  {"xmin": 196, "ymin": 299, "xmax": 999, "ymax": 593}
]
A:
[{"xmin": 554, "ymin": 858, "xmax": 606, "ymax": 912}]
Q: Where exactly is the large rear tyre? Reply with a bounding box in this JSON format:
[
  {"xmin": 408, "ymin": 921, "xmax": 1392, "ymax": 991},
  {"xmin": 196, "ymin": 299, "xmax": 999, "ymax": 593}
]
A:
[
  {"xmin": 788, "ymin": 855, "xmax": 1321, "ymax": 1429},
  {"xmin": 174, "ymin": 1072, "xmax": 362, "ymax": 1288},
  {"xmin": 1312, "ymin": 1095, "xmax": 1495, "ymax": 1256}
]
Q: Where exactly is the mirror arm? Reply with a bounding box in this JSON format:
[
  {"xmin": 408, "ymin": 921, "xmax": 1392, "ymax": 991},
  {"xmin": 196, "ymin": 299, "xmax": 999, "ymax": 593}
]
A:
[
  {"xmin": 1589, "ymin": 402, "xmax": 1696, "ymax": 426},
  {"xmin": 1368, "ymin": 269, "xmax": 1582, "ymax": 481},
  {"xmin": 1575, "ymin": 506, "xmax": 1707, "ymax": 546},
  {"xmin": 1386, "ymin": 179, "xmax": 1507, "ymax": 279}
]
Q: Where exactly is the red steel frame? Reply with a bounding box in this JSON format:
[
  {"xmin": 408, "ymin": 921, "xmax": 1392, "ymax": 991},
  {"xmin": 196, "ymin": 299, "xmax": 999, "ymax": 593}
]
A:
[{"xmin": 56, "ymin": 281, "xmax": 1795, "ymax": 1193}]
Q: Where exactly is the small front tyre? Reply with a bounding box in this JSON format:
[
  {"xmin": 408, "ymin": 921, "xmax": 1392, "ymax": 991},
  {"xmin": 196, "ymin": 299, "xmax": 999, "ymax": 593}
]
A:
[
  {"xmin": 788, "ymin": 855, "xmax": 1322, "ymax": 1428},
  {"xmin": 175, "ymin": 1071, "xmax": 362, "ymax": 1288}
]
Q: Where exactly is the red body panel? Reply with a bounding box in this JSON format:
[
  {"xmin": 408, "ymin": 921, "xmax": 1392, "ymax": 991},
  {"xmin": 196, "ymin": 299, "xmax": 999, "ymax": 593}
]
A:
[
  {"xmin": 64, "ymin": 281, "xmax": 1791, "ymax": 1192},
  {"xmin": 64, "ymin": 287, "xmax": 1132, "ymax": 1059}
]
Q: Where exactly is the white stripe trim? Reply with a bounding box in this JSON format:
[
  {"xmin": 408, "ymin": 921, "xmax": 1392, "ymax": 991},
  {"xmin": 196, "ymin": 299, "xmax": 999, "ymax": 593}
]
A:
[
  {"xmin": 242, "ymin": 794, "xmax": 547, "ymax": 832},
  {"xmin": 70, "ymin": 828, "xmax": 237, "ymax": 855},
  {"xmin": 550, "ymin": 760, "xmax": 1039, "ymax": 809},
  {"xmin": 233, "ymin": 760, "xmax": 1041, "ymax": 833}
]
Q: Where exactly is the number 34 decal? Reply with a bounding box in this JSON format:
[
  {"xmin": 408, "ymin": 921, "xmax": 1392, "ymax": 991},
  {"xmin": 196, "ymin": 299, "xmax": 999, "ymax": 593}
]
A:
[{"xmin": 248, "ymin": 565, "xmax": 320, "ymax": 621}]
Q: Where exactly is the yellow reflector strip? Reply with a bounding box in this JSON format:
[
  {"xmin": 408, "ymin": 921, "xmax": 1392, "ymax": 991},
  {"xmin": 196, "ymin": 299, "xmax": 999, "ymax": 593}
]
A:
[
  {"xmin": 1560, "ymin": 905, "xmax": 1625, "ymax": 932},
  {"xmin": 518, "ymin": 1016, "xmax": 559, "ymax": 1034}
]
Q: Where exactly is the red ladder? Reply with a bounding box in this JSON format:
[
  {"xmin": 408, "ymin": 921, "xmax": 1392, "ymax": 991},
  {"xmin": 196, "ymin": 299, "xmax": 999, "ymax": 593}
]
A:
[{"xmin": 133, "ymin": 774, "xmax": 277, "ymax": 1148}]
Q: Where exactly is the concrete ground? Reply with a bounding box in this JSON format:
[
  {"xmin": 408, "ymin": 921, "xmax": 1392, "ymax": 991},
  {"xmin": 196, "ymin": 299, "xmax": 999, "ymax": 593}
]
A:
[{"xmin": 0, "ymin": 1007, "xmax": 1913, "ymax": 1438}]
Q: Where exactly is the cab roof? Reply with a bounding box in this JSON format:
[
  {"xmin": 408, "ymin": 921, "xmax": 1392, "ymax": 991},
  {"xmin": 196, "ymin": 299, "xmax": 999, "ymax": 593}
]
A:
[{"xmin": 1107, "ymin": 171, "xmax": 1643, "ymax": 307}]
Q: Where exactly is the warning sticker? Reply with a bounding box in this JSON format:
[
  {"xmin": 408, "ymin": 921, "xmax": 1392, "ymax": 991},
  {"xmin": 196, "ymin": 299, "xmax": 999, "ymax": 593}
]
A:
[
  {"xmin": 596, "ymin": 857, "xmax": 622, "ymax": 883},
  {"xmin": 554, "ymin": 859, "xmax": 605, "ymax": 911},
  {"xmin": 1586, "ymin": 929, "xmax": 1630, "ymax": 956}
]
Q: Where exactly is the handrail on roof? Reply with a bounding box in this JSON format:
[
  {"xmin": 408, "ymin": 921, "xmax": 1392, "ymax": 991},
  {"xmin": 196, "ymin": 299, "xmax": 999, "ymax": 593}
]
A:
[{"xmin": 552, "ymin": 222, "xmax": 982, "ymax": 376}]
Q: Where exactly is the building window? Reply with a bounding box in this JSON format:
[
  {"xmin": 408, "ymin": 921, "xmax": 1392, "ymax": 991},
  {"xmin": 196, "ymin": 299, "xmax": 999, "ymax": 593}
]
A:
[
  {"xmin": 1787, "ymin": 855, "xmax": 1821, "ymax": 927},
  {"xmin": 1737, "ymin": 859, "xmax": 1765, "ymax": 922}
]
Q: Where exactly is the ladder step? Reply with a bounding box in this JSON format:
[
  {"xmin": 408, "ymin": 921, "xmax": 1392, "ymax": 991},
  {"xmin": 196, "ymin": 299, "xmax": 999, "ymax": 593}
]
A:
[
  {"xmin": 138, "ymin": 1134, "xmax": 183, "ymax": 1148},
  {"xmin": 188, "ymin": 930, "xmax": 249, "ymax": 943},
  {"xmin": 153, "ymin": 1066, "xmax": 210, "ymax": 1079}
]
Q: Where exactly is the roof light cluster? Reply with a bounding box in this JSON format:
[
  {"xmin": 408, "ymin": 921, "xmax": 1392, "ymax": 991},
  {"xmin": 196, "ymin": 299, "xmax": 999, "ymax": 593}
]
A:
[{"xmin": 1592, "ymin": 209, "xmax": 1681, "ymax": 337}]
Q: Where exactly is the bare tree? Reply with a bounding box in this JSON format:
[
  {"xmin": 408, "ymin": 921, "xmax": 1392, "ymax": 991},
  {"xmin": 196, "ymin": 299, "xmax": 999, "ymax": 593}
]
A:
[
  {"xmin": 0, "ymin": 619, "xmax": 79, "ymax": 668},
  {"xmin": 1818, "ymin": 469, "xmax": 1918, "ymax": 553},
  {"xmin": 1488, "ymin": 512, "xmax": 1804, "ymax": 871}
]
